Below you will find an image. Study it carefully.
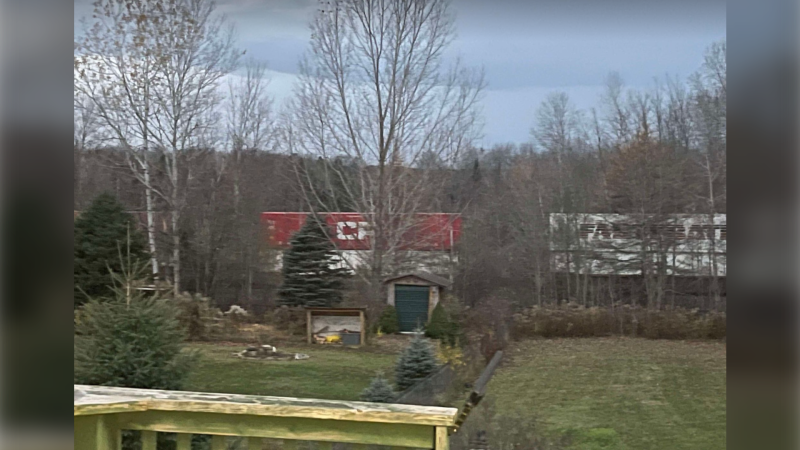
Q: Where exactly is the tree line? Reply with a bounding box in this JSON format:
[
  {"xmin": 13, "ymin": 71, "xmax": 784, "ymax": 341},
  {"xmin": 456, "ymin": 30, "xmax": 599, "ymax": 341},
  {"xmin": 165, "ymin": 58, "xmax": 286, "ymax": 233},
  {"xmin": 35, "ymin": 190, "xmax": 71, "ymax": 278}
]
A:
[{"xmin": 74, "ymin": 0, "xmax": 725, "ymax": 312}]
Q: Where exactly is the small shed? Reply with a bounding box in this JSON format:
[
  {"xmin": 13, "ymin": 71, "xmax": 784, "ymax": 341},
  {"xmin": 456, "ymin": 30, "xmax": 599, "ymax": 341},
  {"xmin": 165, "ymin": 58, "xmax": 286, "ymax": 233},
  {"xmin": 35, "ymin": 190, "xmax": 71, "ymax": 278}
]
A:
[
  {"xmin": 384, "ymin": 272, "xmax": 452, "ymax": 332},
  {"xmin": 306, "ymin": 307, "xmax": 366, "ymax": 346}
]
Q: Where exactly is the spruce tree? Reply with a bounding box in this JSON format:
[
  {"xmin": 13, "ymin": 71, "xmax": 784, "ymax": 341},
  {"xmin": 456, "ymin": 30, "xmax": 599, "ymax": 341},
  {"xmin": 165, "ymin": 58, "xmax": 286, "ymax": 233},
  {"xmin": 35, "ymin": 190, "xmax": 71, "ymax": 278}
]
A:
[
  {"xmin": 74, "ymin": 192, "xmax": 150, "ymax": 307},
  {"xmin": 278, "ymin": 214, "xmax": 346, "ymax": 307},
  {"xmin": 425, "ymin": 303, "xmax": 450, "ymax": 340},
  {"xmin": 360, "ymin": 373, "xmax": 396, "ymax": 403},
  {"xmin": 377, "ymin": 305, "xmax": 400, "ymax": 334},
  {"xmin": 395, "ymin": 334, "xmax": 439, "ymax": 391},
  {"xmin": 74, "ymin": 267, "xmax": 195, "ymax": 389}
]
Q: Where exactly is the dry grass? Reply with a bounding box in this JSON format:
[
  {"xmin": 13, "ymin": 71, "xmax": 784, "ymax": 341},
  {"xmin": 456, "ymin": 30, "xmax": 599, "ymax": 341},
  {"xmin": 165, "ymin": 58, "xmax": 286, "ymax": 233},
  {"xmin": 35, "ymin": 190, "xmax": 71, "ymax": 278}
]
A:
[{"xmin": 485, "ymin": 338, "xmax": 726, "ymax": 450}]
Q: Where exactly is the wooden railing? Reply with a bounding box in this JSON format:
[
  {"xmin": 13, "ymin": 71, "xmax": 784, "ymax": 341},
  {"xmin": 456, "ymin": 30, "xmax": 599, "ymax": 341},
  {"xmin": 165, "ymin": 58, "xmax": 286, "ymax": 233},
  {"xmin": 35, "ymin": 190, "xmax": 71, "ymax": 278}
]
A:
[{"xmin": 74, "ymin": 385, "xmax": 457, "ymax": 450}]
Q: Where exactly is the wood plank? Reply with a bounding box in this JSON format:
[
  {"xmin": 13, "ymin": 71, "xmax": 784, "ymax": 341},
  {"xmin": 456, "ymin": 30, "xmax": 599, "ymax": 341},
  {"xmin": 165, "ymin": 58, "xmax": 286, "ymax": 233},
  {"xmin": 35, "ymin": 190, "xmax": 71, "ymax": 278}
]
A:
[
  {"xmin": 211, "ymin": 435, "xmax": 227, "ymax": 450},
  {"xmin": 115, "ymin": 411, "xmax": 434, "ymax": 448},
  {"xmin": 434, "ymin": 427, "xmax": 449, "ymax": 450},
  {"xmin": 141, "ymin": 431, "xmax": 157, "ymax": 450},
  {"xmin": 307, "ymin": 310, "xmax": 312, "ymax": 344},
  {"xmin": 75, "ymin": 385, "xmax": 457, "ymax": 427},
  {"xmin": 176, "ymin": 433, "xmax": 192, "ymax": 450},
  {"xmin": 359, "ymin": 312, "xmax": 366, "ymax": 346}
]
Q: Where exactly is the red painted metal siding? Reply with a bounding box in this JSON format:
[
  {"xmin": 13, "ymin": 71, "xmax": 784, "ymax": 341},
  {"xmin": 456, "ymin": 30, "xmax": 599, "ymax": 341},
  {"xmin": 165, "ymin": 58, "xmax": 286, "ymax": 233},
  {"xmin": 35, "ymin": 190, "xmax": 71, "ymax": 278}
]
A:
[{"xmin": 260, "ymin": 212, "xmax": 461, "ymax": 251}]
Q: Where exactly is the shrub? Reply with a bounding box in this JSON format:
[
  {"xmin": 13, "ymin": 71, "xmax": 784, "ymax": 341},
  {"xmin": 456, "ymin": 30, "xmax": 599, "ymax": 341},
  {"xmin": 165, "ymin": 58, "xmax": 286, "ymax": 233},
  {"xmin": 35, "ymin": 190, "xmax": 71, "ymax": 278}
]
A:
[
  {"xmin": 74, "ymin": 283, "xmax": 195, "ymax": 390},
  {"xmin": 425, "ymin": 303, "xmax": 450, "ymax": 340},
  {"xmin": 510, "ymin": 304, "xmax": 726, "ymax": 340},
  {"xmin": 395, "ymin": 334, "xmax": 438, "ymax": 391},
  {"xmin": 360, "ymin": 373, "xmax": 396, "ymax": 403},
  {"xmin": 377, "ymin": 305, "xmax": 400, "ymax": 334},
  {"xmin": 268, "ymin": 306, "xmax": 307, "ymax": 336},
  {"xmin": 174, "ymin": 292, "xmax": 222, "ymax": 341}
]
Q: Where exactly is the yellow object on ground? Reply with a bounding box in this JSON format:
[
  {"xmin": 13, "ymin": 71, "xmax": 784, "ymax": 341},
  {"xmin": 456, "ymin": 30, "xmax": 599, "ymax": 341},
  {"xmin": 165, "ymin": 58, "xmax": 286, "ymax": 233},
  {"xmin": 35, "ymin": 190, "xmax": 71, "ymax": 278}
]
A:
[{"xmin": 326, "ymin": 335, "xmax": 341, "ymax": 343}]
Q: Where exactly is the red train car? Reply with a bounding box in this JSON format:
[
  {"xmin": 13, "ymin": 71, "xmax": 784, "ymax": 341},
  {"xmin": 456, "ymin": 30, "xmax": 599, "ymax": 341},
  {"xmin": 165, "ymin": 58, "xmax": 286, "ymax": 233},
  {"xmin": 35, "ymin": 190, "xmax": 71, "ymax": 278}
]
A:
[{"xmin": 260, "ymin": 212, "xmax": 462, "ymax": 251}]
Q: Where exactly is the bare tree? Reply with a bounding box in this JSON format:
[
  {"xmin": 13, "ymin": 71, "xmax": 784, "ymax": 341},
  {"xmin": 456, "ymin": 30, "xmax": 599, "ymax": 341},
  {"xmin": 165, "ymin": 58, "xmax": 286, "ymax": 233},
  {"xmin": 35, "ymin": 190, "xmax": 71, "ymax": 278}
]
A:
[
  {"xmin": 75, "ymin": 0, "xmax": 240, "ymax": 292},
  {"xmin": 75, "ymin": 0, "xmax": 171, "ymax": 279},
  {"xmin": 601, "ymin": 72, "xmax": 633, "ymax": 145},
  {"xmin": 226, "ymin": 59, "xmax": 275, "ymax": 210},
  {"xmin": 690, "ymin": 40, "xmax": 727, "ymax": 309},
  {"xmin": 225, "ymin": 59, "xmax": 275, "ymax": 298},
  {"xmin": 289, "ymin": 0, "xmax": 485, "ymax": 286}
]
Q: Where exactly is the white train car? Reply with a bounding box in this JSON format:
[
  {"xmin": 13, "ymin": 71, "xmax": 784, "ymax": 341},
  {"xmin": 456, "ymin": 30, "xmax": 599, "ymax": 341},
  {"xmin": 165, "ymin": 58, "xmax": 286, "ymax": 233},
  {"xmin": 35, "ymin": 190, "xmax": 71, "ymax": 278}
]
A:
[{"xmin": 550, "ymin": 213, "xmax": 726, "ymax": 277}]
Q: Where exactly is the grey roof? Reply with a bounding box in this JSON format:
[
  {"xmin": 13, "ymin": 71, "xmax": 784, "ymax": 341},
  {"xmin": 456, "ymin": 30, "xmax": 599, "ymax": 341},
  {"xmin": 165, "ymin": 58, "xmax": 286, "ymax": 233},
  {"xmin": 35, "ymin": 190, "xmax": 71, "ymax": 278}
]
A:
[{"xmin": 382, "ymin": 272, "xmax": 452, "ymax": 287}]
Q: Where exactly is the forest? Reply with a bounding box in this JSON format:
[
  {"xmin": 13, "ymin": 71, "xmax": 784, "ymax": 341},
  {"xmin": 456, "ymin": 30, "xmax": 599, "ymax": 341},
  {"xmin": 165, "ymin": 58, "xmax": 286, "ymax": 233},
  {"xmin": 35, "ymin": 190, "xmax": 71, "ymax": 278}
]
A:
[{"xmin": 74, "ymin": 0, "xmax": 726, "ymax": 314}]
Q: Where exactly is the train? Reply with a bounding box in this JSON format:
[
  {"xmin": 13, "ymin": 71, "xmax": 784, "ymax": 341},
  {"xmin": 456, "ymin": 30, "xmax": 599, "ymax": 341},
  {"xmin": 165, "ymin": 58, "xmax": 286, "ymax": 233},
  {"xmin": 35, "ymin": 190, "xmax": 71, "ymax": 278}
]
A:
[{"xmin": 260, "ymin": 212, "xmax": 462, "ymax": 272}]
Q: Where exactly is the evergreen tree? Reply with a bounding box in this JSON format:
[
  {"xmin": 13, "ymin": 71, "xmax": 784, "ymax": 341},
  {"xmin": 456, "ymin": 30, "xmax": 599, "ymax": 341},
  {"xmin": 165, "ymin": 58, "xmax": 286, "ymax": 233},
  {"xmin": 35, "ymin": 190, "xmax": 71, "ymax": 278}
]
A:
[
  {"xmin": 425, "ymin": 303, "xmax": 450, "ymax": 340},
  {"xmin": 377, "ymin": 305, "xmax": 400, "ymax": 334},
  {"xmin": 278, "ymin": 214, "xmax": 347, "ymax": 307},
  {"xmin": 425, "ymin": 303, "xmax": 463, "ymax": 346},
  {"xmin": 395, "ymin": 334, "xmax": 439, "ymax": 391},
  {"xmin": 74, "ymin": 268, "xmax": 195, "ymax": 389},
  {"xmin": 359, "ymin": 373, "xmax": 396, "ymax": 403},
  {"xmin": 74, "ymin": 192, "xmax": 149, "ymax": 307}
]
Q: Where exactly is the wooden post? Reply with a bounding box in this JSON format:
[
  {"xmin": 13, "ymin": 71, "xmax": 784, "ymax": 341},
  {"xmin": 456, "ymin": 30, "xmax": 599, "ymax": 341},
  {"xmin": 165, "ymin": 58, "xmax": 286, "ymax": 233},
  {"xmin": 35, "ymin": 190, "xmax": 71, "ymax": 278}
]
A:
[
  {"xmin": 141, "ymin": 431, "xmax": 157, "ymax": 450},
  {"xmin": 74, "ymin": 415, "xmax": 120, "ymax": 450},
  {"xmin": 435, "ymin": 426, "xmax": 449, "ymax": 450},
  {"xmin": 247, "ymin": 437, "xmax": 262, "ymax": 450},
  {"xmin": 359, "ymin": 310, "xmax": 366, "ymax": 346},
  {"xmin": 306, "ymin": 309, "xmax": 312, "ymax": 344},
  {"xmin": 211, "ymin": 435, "xmax": 226, "ymax": 450},
  {"xmin": 176, "ymin": 433, "xmax": 192, "ymax": 450}
]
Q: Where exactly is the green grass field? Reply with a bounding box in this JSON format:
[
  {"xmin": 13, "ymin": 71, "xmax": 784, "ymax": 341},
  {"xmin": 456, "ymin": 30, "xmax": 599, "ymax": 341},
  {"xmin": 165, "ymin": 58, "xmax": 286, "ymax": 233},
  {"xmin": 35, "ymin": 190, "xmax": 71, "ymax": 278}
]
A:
[
  {"xmin": 184, "ymin": 338, "xmax": 725, "ymax": 450},
  {"xmin": 487, "ymin": 338, "xmax": 726, "ymax": 450},
  {"xmin": 184, "ymin": 343, "xmax": 397, "ymax": 401}
]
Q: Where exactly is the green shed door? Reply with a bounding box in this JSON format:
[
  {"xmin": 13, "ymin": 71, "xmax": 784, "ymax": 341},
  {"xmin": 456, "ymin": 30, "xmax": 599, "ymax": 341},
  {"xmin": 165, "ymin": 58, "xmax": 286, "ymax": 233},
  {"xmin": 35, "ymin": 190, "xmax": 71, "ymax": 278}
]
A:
[{"xmin": 394, "ymin": 285, "xmax": 430, "ymax": 332}]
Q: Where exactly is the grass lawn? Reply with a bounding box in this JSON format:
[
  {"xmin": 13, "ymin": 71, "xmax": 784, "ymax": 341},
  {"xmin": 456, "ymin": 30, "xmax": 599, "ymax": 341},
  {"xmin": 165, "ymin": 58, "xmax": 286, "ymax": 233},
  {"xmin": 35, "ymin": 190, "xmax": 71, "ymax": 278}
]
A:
[
  {"xmin": 487, "ymin": 338, "xmax": 726, "ymax": 450},
  {"xmin": 183, "ymin": 338, "xmax": 725, "ymax": 450},
  {"xmin": 184, "ymin": 342, "xmax": 397, "ymax": 401}
]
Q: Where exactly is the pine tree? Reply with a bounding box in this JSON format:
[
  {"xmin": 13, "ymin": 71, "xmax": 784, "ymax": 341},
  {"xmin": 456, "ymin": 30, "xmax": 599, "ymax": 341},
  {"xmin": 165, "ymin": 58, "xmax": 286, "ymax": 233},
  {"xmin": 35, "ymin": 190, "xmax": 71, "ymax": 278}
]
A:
[
  {"xmin": 395, "ymin": 334, "xmax": 439, "ymax": 391},
  {"xmin": 377, "ymin": 305, "xmax": 400, "ymax": 334},
  {"xmin": 278, "ymin": 214, "xmax": 346, "ymax": 307},
  {"xmin": 74, "ymin": 193, "xmax": 150, "ymax": 307},
  {"xmin": 425, "ymin": 303, "xmax": 450, "ymax": 340},
  {"xmin": 74, "ymin": 266, "xmax": 195, "ymax": 390},
  {"xmin": 360, "ymin": 373, "xmax": 396, "ymax": 403}
]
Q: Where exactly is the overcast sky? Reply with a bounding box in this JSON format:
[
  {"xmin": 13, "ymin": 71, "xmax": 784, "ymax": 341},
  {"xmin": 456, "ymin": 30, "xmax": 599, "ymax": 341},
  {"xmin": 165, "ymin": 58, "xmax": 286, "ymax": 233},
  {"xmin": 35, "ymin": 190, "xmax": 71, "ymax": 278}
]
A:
[{"xmin": 74, "ymin": 0, "xmax": 726, "ymax": 146}]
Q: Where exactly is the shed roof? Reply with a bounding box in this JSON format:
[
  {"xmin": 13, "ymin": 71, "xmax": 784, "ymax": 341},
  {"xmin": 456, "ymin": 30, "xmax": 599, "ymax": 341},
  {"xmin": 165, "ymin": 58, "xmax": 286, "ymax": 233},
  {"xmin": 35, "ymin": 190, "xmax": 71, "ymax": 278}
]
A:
[{"xmin": 383, "ymin": 272, "xmax": 452, "ymax": 287}]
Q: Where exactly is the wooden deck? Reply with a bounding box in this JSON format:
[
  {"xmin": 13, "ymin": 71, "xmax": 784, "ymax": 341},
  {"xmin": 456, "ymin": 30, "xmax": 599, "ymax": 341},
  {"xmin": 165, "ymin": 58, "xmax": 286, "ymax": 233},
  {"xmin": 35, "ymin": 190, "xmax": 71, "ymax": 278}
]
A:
[{"xmin": 74, "ymin": 385, "xmax": 457, "ymax": 450}]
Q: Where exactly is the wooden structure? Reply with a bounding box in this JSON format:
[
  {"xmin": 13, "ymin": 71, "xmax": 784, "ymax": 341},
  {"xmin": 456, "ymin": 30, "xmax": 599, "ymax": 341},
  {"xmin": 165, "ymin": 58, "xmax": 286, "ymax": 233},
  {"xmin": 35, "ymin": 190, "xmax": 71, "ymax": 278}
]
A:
[
  {"xmin": 384, "ymin": 272, "xmax": 452, "ymax": 332},
  {"xmin": 74, "ymin": 385, "xmax": 456, "ymax": 450},
  {"xmin": 305, "ymin": 307, "xmax": 366, "ymax": 345}
]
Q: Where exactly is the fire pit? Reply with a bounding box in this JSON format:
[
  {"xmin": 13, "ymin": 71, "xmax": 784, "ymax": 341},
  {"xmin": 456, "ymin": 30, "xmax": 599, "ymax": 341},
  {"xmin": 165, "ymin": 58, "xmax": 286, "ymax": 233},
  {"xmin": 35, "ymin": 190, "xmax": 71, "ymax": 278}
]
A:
[{"xmin": 236, "ymin": 345, "xmax": 309, "ymax": 361}]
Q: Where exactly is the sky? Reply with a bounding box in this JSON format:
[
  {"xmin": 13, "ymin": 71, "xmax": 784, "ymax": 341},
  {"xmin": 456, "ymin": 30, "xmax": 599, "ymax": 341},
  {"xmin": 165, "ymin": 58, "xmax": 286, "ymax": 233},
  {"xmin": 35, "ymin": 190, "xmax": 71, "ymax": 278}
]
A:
[{"xmin": 74, "ymin": 0, "xmax": 726, "ymax": 146}]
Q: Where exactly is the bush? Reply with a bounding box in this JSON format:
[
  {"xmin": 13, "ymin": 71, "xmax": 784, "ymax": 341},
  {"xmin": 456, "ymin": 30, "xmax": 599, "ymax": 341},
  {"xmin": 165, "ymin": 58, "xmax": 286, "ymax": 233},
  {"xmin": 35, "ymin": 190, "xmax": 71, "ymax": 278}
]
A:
[
  {"xmin": 425, "ymin": 303, "xmax": 449, "ymax": 338},
  {"xmin": 74, "ymin": 284, "xmax": 196, "ymax": 390},
  {"xmin": 267, "ymin": 306, "xmax": 307, "ymax": 336},
  {"xmin": 360, "ymin": 373, "xmax": 396, "ymax": 403},
  {"xmin": 377, "ymin": 305, "xmax": 400, "ymax": 334},
  {"xmin": 395, "ymin": 334, "xmax": 438, "ymax": 391},
  {"xmin": 174, "ymin": 292, "xmax": 223, "ymax": 341},
  {"xmin": 510, "ymin": 304, "xmax": 726, "ymax": 340},
  {"xmin": 425, "ymin": 303, "xmax": 464, "ymax": 347}
]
